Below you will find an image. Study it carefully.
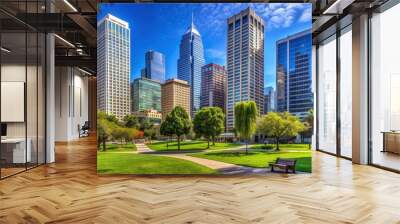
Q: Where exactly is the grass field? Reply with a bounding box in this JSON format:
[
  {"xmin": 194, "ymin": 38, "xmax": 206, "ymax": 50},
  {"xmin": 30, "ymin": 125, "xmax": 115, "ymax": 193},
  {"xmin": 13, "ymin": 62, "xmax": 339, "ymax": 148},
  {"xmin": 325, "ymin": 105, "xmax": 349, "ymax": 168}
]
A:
[
  {"xmin": 97, "ymin": 152, "xmax": 217, "ymax": 174},
  {"xmin": 98, "ymin": 143, "xmax": 137, "ymax": 152},
  {"xmin": 192, "ymin": 144, "xmax": 312, "ymax": 173},
  {"xmin": 147, "ymin": 140, "xmax": 241, "ymax": 151},
  {"xmin": 251, "ymin": 143, "xmax": 311, "ymax": 151}
]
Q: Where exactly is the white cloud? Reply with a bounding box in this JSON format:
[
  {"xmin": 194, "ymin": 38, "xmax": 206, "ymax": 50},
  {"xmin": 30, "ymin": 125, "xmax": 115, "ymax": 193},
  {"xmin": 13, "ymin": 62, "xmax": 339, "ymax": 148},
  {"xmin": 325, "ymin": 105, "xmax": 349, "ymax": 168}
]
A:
[
  {"xmin": 178, "ymin": 3, "xmax": 311, "ymax": 37},
  {"xmin": 299, "ymin": 7, "xmax": 312, "ymax": 23},
  {"xmin": 256, "ymin": 3, "xmax": 311, "ymax": 29}
]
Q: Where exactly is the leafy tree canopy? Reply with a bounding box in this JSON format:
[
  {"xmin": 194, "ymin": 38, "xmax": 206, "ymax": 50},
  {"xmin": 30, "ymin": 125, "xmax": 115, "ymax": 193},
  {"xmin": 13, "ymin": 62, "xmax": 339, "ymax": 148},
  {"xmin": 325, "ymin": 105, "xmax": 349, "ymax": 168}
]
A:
[
  {"xmin": 257, "ymin": 112, "xmax": 305, "ymax": 150},
  {"xmin": 160, "ymin": 106, "xmax": 191, "ymax": 150},
  {"xmin": 193, "ymin": 107, "xmax": 225, "ymax": 147},
  {"xmin": 123, "ymin": 114, "xmax": 139, "ymax": 129},
  {"xmin": 234, "ymin": 101, "xmax": 258, "ymax": 154}
]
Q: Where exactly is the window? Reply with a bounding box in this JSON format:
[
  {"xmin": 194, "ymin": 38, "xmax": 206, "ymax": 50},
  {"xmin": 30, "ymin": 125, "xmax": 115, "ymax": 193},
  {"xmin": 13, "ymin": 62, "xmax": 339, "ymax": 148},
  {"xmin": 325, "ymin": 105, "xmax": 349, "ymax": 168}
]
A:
[
  {"xmin": 242, "ymin": 15, "xmax": 248, "ymax": 24},
  {"xmin": 370, "ymin": 3, "xmax": 400, "ymax": 171},
  {"xmin": 235, "ymin": 20, "xmax": 240, "ymax": 29},
  {"xmin": 317, "ymin": 35, "xmax": 337, "ymax": 154},
  {"xmin": 339, "ymin": 26, "xmax": 352, "ymax": 158},
  {"xmin": 0, "ymin": 3, "xmax": 46, "ymax": 179}
]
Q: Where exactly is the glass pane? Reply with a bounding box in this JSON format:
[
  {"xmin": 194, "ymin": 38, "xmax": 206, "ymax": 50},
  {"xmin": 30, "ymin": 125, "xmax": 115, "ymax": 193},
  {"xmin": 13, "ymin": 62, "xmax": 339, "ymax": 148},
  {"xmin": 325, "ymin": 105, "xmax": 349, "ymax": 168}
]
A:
[
  {"xmin": 371, "ymin": 4, "xmax": 400, "ymax": 171},
  {"xmin": 27, "ymin": 31, "xmax": 38, "ymax": 169},
  {"xmin": 38, "ymin": 33, "xmax": 45, "ymax": 165},
  {"xmin": 318, "ymin": 35, "xmax": 337, "ymax": 154},
  {"xmin": 1, "ymin": 31, "xmax": 27, "ymax": 177},
  {"xmin": 340, "ymin": 27, "xmax": 352, "ymax": 158}
]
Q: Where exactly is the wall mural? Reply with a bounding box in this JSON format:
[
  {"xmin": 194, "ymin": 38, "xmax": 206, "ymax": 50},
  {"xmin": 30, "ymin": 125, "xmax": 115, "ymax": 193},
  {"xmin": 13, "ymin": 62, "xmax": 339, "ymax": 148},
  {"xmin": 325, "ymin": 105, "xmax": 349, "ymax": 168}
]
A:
[{"xmin": 97, "ymin": 3, "xmax": 313, "ymax": 175}]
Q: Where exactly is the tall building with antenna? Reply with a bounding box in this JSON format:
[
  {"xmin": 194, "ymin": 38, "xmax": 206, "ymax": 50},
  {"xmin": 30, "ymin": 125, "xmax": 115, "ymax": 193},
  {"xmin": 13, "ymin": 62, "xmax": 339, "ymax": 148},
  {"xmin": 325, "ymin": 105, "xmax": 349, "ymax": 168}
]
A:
[{"xmin": 177, "ymin": 13, "xmax": 205, "ymax": 116}]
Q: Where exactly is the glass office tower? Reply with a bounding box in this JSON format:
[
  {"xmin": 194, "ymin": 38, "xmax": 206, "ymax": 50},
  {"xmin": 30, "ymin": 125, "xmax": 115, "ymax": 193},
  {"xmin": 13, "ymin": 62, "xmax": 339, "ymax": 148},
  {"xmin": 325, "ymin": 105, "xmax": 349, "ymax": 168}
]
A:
[
  {"xmin": 264, "ymin": 87, "xmax": 276, "ymax": 114},
  {"xmin": 131, "ymin": 78, "xmax": 161, "ymax": 112},
  {"xmin": 97, "ymin": 14, "xmax": 130, "ymax": 120},
  {"xmin": 226, "ymin": 8, "xmax": 265, "ymax": 130},
  {"xmin": 276, "ymin": 29, "xmax": 313, "ymax": 119},
  {"xmin": 177, "ymin": 17, "xmax": 205, "ymax": 116},
  {"xmin": 143, "ymin": 50, "xmax": 165, "ymax": 84}
]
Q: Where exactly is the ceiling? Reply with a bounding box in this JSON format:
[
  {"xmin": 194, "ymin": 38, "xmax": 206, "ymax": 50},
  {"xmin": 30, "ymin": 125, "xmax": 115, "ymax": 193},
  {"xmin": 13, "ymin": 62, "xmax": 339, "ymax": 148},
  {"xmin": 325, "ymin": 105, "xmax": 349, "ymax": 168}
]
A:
[
  {"xmin": 0, "ymin": 0, "xmax": 394, "ymax": 75},
  {"xmin": 0, "ymin": 0, "xmax": 97, "ymax": 75},
  {"xmin": 310, "ymin": 0, "xmax": 390, "ymax": 42}
]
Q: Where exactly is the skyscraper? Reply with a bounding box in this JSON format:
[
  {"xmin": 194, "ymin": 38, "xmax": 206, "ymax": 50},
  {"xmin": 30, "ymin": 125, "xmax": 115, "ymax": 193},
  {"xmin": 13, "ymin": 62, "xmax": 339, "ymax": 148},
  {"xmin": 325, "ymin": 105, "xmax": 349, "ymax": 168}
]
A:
[
  {"xmin": 200, "ymin": 63, "xmax": 226, "ymax": 111},
  {"xmin": 161, "ymin": 79, "xmax": 191, "ymax": 120},
  {"xmin": 177, "ymin": 15, "xmax": 205, "ymax": 116},
  {"xmin": 276, "ymin": 29, "xmax": 313, "ymax": 119},
  {"xmin": 97, "ymin": 14, "xmax": 130, "ymax": 119},
  {"xmin": 142, "ymin": 50, "xmax": 166, "ymax": 83},
  {"xmin": 226, "ymin": 8, "xmax": 265, "ymax": 130},
  {"xmin": 131, "ymin": 77, "xmax": 161, "ymax": 112},
  {"xmin": 264, "ymin": 87, "xmax": 276, "ymax": 114}
]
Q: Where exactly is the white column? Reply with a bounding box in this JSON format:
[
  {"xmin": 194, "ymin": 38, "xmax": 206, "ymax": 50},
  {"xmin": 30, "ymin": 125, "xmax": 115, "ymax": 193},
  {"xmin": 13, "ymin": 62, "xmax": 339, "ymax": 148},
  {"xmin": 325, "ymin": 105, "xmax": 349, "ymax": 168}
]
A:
[
  {"xmin": 352, "ymin": 14, "xmax": 369, "ymax": 164},
  {"xmin": 46, "ymin": 32, "xmax": 55, "ymax": 163}
]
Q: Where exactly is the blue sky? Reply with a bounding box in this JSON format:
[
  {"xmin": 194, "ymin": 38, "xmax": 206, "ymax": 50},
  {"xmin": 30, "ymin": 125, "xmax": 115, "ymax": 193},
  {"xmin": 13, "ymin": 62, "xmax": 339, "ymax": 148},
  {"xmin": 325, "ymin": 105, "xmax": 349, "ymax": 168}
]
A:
[{"xmin": 98, "ymin": 3, "xmax": 311, "ymax": 89}]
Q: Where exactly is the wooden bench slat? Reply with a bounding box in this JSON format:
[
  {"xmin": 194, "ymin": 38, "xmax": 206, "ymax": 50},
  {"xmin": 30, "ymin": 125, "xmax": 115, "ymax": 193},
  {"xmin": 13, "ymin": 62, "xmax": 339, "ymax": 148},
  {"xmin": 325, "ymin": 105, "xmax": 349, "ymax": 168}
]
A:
[{"xmin": 270, "ymin": 158, "xmax": 297, "ymax": 173}]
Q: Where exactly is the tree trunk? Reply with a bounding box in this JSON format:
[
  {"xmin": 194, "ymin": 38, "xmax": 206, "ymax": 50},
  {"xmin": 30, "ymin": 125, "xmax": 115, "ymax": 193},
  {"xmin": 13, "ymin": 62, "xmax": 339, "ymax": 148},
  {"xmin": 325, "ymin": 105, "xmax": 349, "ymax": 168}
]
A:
[
  {"xmin": 245, "ymin": 140, "xmax": 248, "ymax": 154},
  {"xmin": 212, "ymin": 137, "xmax": 215, "ymax": 146},
  {"xmin": 102, "ymin": 135, "xmax": 106, "ymax": 152},
  {"xmin": 177, "ymin": 136, "xmax": 181, "ymax": 151},
  {"xmin": 276, "ymin": 137, "xmax": 280, "ymax": 151},
  {"xmin": 207, "ymin": 139, "xmax": 210, "ymax": 149}
]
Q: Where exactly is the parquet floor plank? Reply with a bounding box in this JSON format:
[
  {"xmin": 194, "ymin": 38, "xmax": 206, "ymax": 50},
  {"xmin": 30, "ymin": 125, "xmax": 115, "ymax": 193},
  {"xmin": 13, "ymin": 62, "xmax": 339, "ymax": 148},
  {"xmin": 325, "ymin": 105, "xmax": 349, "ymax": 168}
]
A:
[{"xmin": 1, "ymin": 136, "xmax": 400, "ymax": 223}]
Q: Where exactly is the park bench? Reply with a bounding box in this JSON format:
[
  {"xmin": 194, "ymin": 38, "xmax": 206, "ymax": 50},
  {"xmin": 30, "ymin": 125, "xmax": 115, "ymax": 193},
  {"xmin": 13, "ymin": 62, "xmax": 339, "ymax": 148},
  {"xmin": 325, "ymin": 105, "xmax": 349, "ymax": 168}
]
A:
[{"xmin": 270, "ymin": 158, "xmax": 297, "ymax": 173}]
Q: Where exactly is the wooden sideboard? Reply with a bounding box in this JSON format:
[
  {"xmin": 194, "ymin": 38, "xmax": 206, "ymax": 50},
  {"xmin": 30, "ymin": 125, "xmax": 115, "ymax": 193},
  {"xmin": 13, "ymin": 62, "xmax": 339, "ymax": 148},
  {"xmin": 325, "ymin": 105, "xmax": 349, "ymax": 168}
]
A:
[{"xmin": 382, "ymin": 132, "xmax": 400, "ymax": 154}]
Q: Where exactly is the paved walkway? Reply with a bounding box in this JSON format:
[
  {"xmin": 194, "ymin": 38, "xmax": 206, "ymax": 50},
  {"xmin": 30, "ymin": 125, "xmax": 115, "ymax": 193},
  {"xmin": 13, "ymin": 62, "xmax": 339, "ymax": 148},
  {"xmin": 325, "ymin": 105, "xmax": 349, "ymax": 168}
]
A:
[
  {"xmin": 135, "ymin": 143, "xmax": 155, "ymax": 153},
  {"xmin": 134, "ymin": 143, "xmax": 269, "ymax": 174}
]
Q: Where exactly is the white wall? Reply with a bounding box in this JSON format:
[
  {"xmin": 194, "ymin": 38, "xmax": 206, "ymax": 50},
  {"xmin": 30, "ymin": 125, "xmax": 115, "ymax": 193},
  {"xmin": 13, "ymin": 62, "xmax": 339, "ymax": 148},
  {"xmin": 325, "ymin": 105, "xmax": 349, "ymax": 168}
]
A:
[{"xmin": 55, "ymin": 67, "xmax": 89, "ymax": 141}]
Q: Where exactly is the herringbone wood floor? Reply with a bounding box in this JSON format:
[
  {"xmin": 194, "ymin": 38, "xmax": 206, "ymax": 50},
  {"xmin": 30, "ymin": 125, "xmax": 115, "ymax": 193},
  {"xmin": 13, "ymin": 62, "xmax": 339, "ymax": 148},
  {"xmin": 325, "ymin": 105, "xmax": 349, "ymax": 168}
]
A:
[{"xmin": 1, "ymin": 136, "xmax": 400, "ymax": 224}]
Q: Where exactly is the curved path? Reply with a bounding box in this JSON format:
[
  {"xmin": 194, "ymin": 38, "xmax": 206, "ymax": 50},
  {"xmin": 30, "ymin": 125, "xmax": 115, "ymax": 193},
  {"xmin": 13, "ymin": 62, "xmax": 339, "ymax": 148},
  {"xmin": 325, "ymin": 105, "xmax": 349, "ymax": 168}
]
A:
[{"xmin": 135, "ymin": 143, "xmax": 269, "ymax": 174}]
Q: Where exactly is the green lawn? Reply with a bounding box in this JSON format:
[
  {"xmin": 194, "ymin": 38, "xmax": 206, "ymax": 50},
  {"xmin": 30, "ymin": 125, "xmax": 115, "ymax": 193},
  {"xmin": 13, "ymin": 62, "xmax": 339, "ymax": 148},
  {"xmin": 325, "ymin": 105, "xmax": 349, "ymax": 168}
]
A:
[
  {"xmin": 251, "ymin": 143, "xmax": 311, "ymax": 151},
  {"xmin": 147, "ymin": 140, "xmax": 241, "ymax": 151},
  {"xmin": 192, "ymin": 144, "xmax": 312, "ymax": 173},
  {"xmin": 98, "ymin": 143, "xmax": 137, "ymax": 152},
  {"xmin": 97, "ymin": 152, "xmax": 217, "ymax": 174}
]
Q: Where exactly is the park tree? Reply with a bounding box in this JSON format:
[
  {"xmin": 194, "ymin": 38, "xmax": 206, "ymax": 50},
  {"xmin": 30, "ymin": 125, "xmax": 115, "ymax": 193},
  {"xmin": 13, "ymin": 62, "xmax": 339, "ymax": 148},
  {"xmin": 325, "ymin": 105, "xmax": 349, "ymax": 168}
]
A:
[
  {"xmin": 161, "ymin": 106, "xmax": 191, "ymax": 150},
  {"xmin": 257, "ymin": 112, "xmax": 305, "ymax": 151},
  {"xmin": 122, "ymin": 128, "xmax": 135, "ymax": 144},
  {"xmin": 160, "ymin": 116, "xmax": 174, "ymax": 149},
  {"xmin": 305, "ymin": 109, "xmax": 314, "ymax": 132},
  {"xmin": 97, "ymin": 111, "xmax": 112, "ymax": 151},
  {"xmin": 234, "ymin": 101, "xmax": 258, "ymax": 154},
  {"xmin": 193, "ymin": 107, "xmax": 225, "ymax": 148},
  {"xmin": 106, "ymin": 113, "xmax": 120, "ymax": 124},
  {"xmin": 123, "ymin": 114, "xmax": 139, "ymax": 128},
  {"xmin": 111, "ymin": 127, "xmax": 126, "ymax": 145},
  {"xmin": 139, "ymin": 118, "xmax": 154, "ymax": 131}
]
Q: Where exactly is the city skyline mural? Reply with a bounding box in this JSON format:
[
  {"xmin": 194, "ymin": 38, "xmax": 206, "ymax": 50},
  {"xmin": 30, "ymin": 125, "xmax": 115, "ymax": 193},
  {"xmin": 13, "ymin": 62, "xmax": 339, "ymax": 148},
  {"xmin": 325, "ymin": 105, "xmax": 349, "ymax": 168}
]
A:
[
  {"xmin": 98, "ymin": 3, "xmax": 312, "ymax": 89},
  {"xmin": 97, "ymin": 3, "xmax": 313, "ymax": 175}
]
